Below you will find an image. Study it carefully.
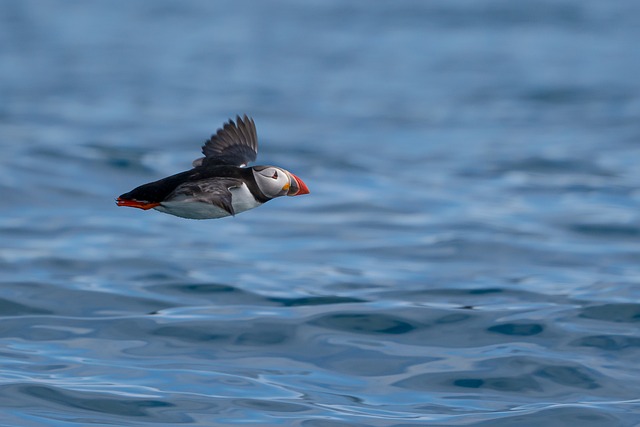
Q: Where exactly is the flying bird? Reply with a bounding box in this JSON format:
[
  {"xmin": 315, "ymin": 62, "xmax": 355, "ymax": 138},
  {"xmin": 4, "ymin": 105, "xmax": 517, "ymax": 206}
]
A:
[{"xmin": 117, "ymin": 115, "xmax": 309, "ymax": 219}]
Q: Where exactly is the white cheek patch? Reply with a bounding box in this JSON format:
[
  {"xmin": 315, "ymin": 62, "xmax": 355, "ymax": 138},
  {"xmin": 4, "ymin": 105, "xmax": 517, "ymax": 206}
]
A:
[{"xmin": 254, "ymin": 169, "xmax": 285, "ymax": 197}]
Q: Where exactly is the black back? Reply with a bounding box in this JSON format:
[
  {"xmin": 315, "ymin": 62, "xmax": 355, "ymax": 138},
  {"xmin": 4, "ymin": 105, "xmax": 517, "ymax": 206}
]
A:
[{"xmin": 118, "ymin": 165, "xmax": 270, "ymax": 204}]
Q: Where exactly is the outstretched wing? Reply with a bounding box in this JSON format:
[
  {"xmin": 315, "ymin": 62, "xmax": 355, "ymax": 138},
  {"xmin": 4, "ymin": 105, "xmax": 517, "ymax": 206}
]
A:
[
  {"xmin": 193, "ymin": 115, "xmax": 258, "ymax": 167},
  {"xmin": 165, "ymin": 178, "xmax": 243, "ymax": 216}
]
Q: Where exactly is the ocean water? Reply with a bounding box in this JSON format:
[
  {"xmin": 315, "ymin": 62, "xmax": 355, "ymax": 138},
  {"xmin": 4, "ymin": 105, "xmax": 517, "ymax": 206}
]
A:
[{"xmin": 2, "ymin": 1, "xmax": 640, "ymax": 425}]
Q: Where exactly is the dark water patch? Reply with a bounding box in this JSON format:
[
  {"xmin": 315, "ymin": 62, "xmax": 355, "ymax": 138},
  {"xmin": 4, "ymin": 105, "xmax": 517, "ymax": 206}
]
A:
[
  {"xmin": 500, "ymin": 157, "xmax": 613, "ymax": 176},
  {"xmin": 358, "ymin": 239, "xmax": 591, "ymax": 267},
  {"xmin": 152, "ymin": 284, "xmax": 366, "ymax": 308},
  {"xmin": 170, "ymin": 283, "xmax": 238, "ymax": 294},
  {"xmin": 452, "ymin": 378, "xmax": 483, "ymax": 388},
  {"xmin": 301, "ymin": 305, "xmax": 560, "ymax": 349},
  {"xmin": 234, "ymin": 398, "xmax": 310, "ymax": 413},
  {"xmin": 269, "ymin": 296, "xmax": 367, "ymax": 307},
  {"xmin": 26, "ymin": 385, "xmax": 173, "ymax": 417},
  {"xmin": 311, "ymin": 201, "xmax": 401, "ymax": 215},
  {"xmin": 325, "ymin": 282, "xmax": 389, "ymax": 293},
  {"xmin": 87, "ymin": 144, "xmax": 159, "ymax": 172},
  {"xmin": 522, "ymin": 85, "xmax": 628, "ymax": 105},
  {"xmin": 15, "ymin": 257, "xmax": 189, "ymax": 290},
  {"xmin": 0, "ymin": 384, "xmax": 181, "ymax": 421},
  {"xmin": 488, "ymin": 323, "xmax": 544, "ymax": 336},
  {"xmin": 151, "ymin": 325, "xmax": 232, "ymax": 344},
  {"xmin": 6, "ymin": 324, "xmax": 76, "ymax": 341},
  {"xmin": 0, "ymin": 297, "xmax": 52, "ymax": 316},
  {"xmin": 151, "ymin": 321, "xmax": 297, "ymax": 347},
  {"xmin": 383, "ymin": 286, "xmax": 569, "ymax": 308},
  {"xmin": 535, "ymin": 365, "xmax": 599, "ymax": 389},
  {"xmin": 29, "ymin": 364, "xmax": 70, "ymax": 372},
  {"xmin": 472, "ymin": 406, "xmax": 627, "ymax": 427},
  {"xmin": 150, "ymin": 282, "xmax": 246, "ymax": 296},
  {"xmin": 0, "ymin": 316, "xmax": 146, "ymax": 342},
  {"xmin": 310, "ymin": 313, "xmax": 418, "ymax": 335},
  {"xmin": 321, "ymin": 352, "xmax": 437, "ymax": 377},
  {"xmin": 235, "ymin": 325, "xmax": 294, "ymax": 346},
  {"xmin": 397, "ymin": 372, "xmax": 542, "ymax": 393},
  {"xmin": 0, "ymin": 282, "xmax": 174, "ymax": 317},
  {"xmin": 434, "ymin": 313, "xmax": 472, "ymax": 324},
  {"xmin": 359, "ymin": 0, "xmax": 597, "ymax": 30},
  {"xmin": 301, "ymin": 420, "xmax": 369, "ymax": 427},
  {"xmin": 462, "ymin": 155, "xmax": 615, "ymax": 179},
  {"xmin": 132, "ymin": 272, "xmax": 182, "ymax": 283},
  {"xmin": 571, "ymin": 334, "xmax": 640, "ymax": 351},
  {"xmin": 498, "ymin": 182, "xmax": 620, "ymax": 195},
  {"xmin": 150, "ymin": 282, "xmax": 272, "ymax": 306},
  {"xmin": 454, "ymin": 375, "xmax": 542, "ymax": 392},
  {"xmin": 580, "ymin": 304, "xmax": 640, "ymax": 323},
  {"xmin": 469, "ymin": 288, "xmax": 503, "ymax": 295},
  {"xmin": 568, "ymin": 223, "xmax": 640, "ymax": 238},
  {"xmin": 393, "ymin": 356, "xmax": 621, "ymax": 398}
]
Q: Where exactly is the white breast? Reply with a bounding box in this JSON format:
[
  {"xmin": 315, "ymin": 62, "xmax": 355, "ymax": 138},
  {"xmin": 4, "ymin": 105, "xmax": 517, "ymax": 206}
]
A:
[
  {"xmin": 229, "ymin": 183, "xmax": 262, "ymax": 213},
  {"xmin": 154, "ymin": 183, "xmax": 262, "ymax": 219}
]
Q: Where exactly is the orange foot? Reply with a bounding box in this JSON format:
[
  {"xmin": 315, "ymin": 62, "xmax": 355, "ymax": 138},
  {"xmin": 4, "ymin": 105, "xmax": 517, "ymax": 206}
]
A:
[{"xmin": 116, "ymin": 198, "xmax": 160, "ymax": 210}]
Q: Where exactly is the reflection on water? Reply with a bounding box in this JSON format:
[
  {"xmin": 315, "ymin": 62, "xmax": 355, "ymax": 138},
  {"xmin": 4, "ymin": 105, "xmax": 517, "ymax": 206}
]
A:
[{"xmin": 2, "ymin": 0, "xmax": 640, "ymax": 425}]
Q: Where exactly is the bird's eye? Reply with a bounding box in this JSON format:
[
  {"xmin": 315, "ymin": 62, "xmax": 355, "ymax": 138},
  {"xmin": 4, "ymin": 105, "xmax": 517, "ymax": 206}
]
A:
[{"xmin": 271, "ymin": 171, "xmax": 278, "ymax": 179}]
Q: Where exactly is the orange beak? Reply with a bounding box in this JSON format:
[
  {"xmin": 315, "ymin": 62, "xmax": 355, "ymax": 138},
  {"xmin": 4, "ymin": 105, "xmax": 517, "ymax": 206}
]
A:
[{"xmin": 286, "ymin": 172, "xmax": 310, "ymax": 196}]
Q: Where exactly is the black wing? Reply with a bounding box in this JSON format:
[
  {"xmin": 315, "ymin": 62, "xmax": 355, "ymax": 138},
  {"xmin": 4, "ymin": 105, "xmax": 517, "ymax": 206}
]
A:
[
  {"xmin": 193, "ymin": 115, "xmax": 258, "ymax": 167},
  {"xmin": 165, "ymin": 177, "xmax": 243, "ymax": 216}
]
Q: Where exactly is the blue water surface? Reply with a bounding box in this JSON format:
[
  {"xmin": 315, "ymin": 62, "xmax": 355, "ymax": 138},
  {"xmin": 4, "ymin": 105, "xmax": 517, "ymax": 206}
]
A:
[{"xmin": 2, "ymin": 1, "xmax": 640, "ymax": 425}]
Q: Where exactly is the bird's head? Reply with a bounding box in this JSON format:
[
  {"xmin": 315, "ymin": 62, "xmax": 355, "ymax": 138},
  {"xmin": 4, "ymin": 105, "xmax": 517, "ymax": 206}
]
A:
[{"xmin": 252, "ymin": 166, "xmax": 310, "ymax": 198}]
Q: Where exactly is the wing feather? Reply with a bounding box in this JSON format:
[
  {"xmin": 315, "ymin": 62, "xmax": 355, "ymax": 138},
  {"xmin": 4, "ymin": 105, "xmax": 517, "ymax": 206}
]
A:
[
  {"xmin": 195, "ymin": 115, "xmax": 258, "ymax": 167},
  {"xmin": 165, "ymin": 178, "xmax": 242, "ymax": 216}
]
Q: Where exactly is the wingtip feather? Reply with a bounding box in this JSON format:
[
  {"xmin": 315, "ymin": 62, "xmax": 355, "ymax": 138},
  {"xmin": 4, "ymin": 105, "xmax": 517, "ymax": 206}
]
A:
[{"xmin": 198, "ymin": 114, "xmax": 258, "ymax": 166}]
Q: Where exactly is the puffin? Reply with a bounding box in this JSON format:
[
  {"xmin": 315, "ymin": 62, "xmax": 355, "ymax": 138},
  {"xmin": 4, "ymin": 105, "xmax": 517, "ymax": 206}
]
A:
[{"xmin": 116, "ymin": 115, "xmax": 309, "ymax": 219}]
